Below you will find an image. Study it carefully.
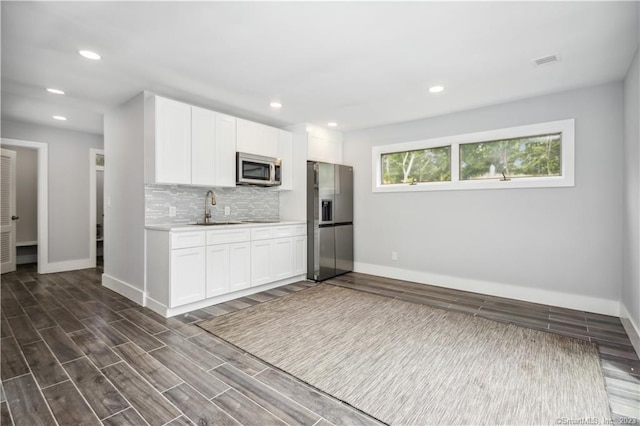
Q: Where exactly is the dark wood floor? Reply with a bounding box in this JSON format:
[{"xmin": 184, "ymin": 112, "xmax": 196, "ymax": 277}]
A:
[{"xmin": 1, "ymin": 265, "xmax": 639, "ymax": 425}]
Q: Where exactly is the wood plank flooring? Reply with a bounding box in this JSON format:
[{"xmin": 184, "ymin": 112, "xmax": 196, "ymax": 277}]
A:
[{"xmin": 1, "ymin": 264, "xmax": 638, "ymax": 425}]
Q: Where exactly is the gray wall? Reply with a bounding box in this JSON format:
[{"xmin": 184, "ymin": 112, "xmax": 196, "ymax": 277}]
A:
[
  {"xmin": 104, "ymin": 93, "xmax": 145, "ymax": 292},
  {"xmin": 1, "ymin": 119, "xmax": 103, "ymax": 263},
  {"xmin": 2, "ymin": 145, "xmax": 37, "ymax": 244},
  {"xmin": 145, "ymin": 184, "xmax": 279, "ymax": 225},
  {"xmin": 344, "ymin": 82, "xmax": 624, "ymax": 304},
  {"xmin": 623, "ymin": 48, "xmax": 640, "ymax": 331}
]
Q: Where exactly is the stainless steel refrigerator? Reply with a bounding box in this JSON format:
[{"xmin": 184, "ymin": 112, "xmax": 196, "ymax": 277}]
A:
[{"xmin": 307, "ymin": 161, "xmax": 354, "ymax": 281}]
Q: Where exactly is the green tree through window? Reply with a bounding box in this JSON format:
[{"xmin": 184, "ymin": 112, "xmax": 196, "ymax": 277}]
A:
[
  {"xmin": 459, "ymin": 133, "xmax": 561, "ymax": 180},
  {"xmin": 382, "ymin": 146, "xmax": 450, "ymax": 184}
]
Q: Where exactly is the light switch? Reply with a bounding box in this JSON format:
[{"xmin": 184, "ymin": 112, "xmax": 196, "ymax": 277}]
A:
[
  {"xmin": 224, "ymin": 206, "xmax": 230, "ymax": 216},
  {"xmin": 169, "ymin": 206, "xmax": 177, "ymax": 217}
]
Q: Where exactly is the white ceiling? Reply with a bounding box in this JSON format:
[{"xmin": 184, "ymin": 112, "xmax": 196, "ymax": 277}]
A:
[{"xmin": 2, "ymin": 1, "xmax": 638, "ymax": 135}]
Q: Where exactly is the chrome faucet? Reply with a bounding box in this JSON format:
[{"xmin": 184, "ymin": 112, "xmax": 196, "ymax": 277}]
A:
[{"xmin": 204, "ymin": 190, "xmax": 217, "ymax": 224}]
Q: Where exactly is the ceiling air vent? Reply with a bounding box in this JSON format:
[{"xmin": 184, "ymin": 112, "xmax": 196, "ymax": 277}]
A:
[{"xmin": 533, "ymin": 54, "xmax": 560, "ymax": 67}]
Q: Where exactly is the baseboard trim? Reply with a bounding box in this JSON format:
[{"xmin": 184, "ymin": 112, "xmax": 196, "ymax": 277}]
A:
[
  {"xmin": 145, "ymin": 275, "xmax": 307, "ymax": 318},
  {"xmin": 354, "ymin": 262, "xmax": 620, "ymax": 317},
  {"xmin": 41, "ymin": 258, "xmax": 94, "ymax": 274},
  {"xmin": 16, "ymin": 254, "xmax": 38, "ymax": 265},
  {"xmin": 620, "ymin": 303, "xmax": 640, "ymax": 359},
  {"xmin": 102, "ymin": 274, "xmax": 145, "ymax": 305}
]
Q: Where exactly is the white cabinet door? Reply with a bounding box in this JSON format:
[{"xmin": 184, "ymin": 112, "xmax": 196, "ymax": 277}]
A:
[
  {"xmin": 262, "ymin": 126, "xmax": 279, "ymax": 158},
  {"xmin": 236, "ymin": 118, "xmax": 259, "ymax": 154},
  {"xmin": 237, "ymin": 119, "xmax": 279, "ymax": 158},
  {"xmin": 293, "ymin": 236, "xmax": 307, "ymax": 275},
  {"xmin": 206, "ymin": 244, "xmax": 230, "ymax": 298},
  {"xmin": 215, "ymin": 113, "xmax": 237, "ymax": 187},
  {"xmin": 308, "ymin": 129, "xmax": 343, "ymax": 164},
  {"xmin": 171, "ymin": 246, "xmax": 206, "ymax": 307},
  {"xmin": 155, "ymin": 97, "xmax": 192, "ymax": 184},
  {"xmin": 273, "ymin": 237, "xmax": 294, "ymax": 280},
  {"xmin": 229, "ymin": 242, "xmax": 251, "ymax": 291},
  {"xmin": 278, "ymin": 130, "xmax": 293, "ymax": 191},
  {"xmin": 191, "ymin": 106, "xmax": 216, "ymax": 186},
  {"xmin": 251, "ymin": 240, "xmax": 273, "ymax": 286}
]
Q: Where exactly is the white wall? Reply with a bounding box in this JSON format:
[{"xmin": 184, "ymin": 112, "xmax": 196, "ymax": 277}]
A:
[
  {"xmin": 1, "ymin": 119, "xmax": 103, "ymax": 263},
  {"xmin": 344, "ymin": 83, "xmax": 624, "ymax": 315},
  {"xmin": 622, "ymin": 47, "xmax": 640, "ymax": 351},
  {"xmin": 2, "ymin": 145, "xmax": 37, "ymax": 244},
  {"xmin": 102, "ymin": 93, "xmax": 145, "ymax": 301}
]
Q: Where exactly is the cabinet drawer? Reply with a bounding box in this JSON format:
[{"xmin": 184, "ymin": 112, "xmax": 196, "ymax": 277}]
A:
[
  {"xmin": 171, "ymin": 231, "xmax": 206, "ymax": 249},
  {"xmin": 207, "ymin": 228, "xmax": 251, "ymax": 245},
  {"xmin": 251, "ymin": 225, "xmax": 296, "ymax": 240},
  {"xmin": 272, "ymin": 226, "xmax": 294, "ymax": 238},
  {"xmin": 293, "ymin": 224, "xmax": 306, "ymax": 236},
  {"xmin": 251, "ymin": 227, "xmax": 274, "ymax": 240}
]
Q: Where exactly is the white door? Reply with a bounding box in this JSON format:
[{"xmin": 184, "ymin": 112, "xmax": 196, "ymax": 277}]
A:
[
  {"xmin": 1, "ymin": 149, "xmax": 17, "ymax": 273},
  {"xmin": 278, "ymin": 130, "xmax": 293, "ymax": 191},
  {"xmin": 273, "ymin": 237, "xmax": 294, "ymax": 280},
  {"xmin": 170, "ymin": 246, "xmax": 206, "ymax": 307},
  {"xmin": 215, "ymin": 113, "xmax": 237, "ymax": 187},
  {"xmin": 251, "ymin": 239, "xmax": 273, "ymax": 286},
  {"xmin": 229, "ymin": 242, "xmax": 251, "ymax": 291},
  {"xmin": 206, "ymin": 244, "xmax": 230, "ymax": 298},
  {"xmin": 155, "ymin": 96, "xmax": 192, "ymax": 184},
  {"xmin": 293, "ymin": 236, "xmax": 307, "ymax": 275},
  {"xmin": 191, "ymin": 106, "xmax": 216, "ymax": 186}
]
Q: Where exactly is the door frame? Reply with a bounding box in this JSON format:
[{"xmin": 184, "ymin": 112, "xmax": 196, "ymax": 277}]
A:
[
  {"xmin": 0, "ymin": 138, "xmax": 49, "ymax": 274},
  {"xmin": 89, "ymin": 148, "xmax": 104, "ymax": 267}
]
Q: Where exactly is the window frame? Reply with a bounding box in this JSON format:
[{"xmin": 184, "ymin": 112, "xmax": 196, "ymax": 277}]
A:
[{"xmin": 372, "ymin": 119, "xmax": 574, "ymax": 193}]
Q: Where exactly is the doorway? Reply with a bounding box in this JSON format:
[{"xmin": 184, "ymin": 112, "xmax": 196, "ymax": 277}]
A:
[
  {"xmin": 89, "ymin": 148, "xmax": 104, "ymax": 270},
  {"xmin": 0, "ymin": 138, "xmax": 49, "ymax": 274}
]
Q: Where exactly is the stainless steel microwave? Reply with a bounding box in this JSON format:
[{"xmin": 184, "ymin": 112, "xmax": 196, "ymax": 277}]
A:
[{"xmin": 236, "ymin": 152, "xmax": 281, "ymax": 186}]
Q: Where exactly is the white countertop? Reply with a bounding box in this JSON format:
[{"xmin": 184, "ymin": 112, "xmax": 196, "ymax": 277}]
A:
[{"xmin": 145, "ymin": 220, "xmax": 306, "ymax": 232}]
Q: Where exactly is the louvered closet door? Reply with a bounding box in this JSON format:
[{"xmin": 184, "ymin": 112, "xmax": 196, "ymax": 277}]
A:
[{"xmin": 1, "ymin": 149, "xmax": 17, "ymax": 273}]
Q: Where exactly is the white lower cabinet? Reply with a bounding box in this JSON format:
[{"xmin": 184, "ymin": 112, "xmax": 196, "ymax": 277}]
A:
[
  {"xmin": 170, "ymin": 246, "xmax": 206, "ymax": 307},
  {"xmin": 273, "ymin": 238, "xmax": 294, "ymax": 280},
  {"xmin": 293, "ymin": 235, "xmax": 307, "ymax": 275},
  {"xmin": 251, "ymin": 240, "xmax": 273, "ymax": 286},
  {"xmin": 229, "ymin": 242, "xmax": 251, "ymax": 291},
  {"xmin": 206, "ymin": 241, "xmax": 251, "ymax": 297},
  {"xmin": 205, "ymin": 244, "xmax": 230, "ymax": 298},
  {"xmin": 251, "ymin": 233, "xmax": 307, "ymax": 286},
  {"xmin": 148, "ymin": 224, "xmax": 306, "ymax": 314}
]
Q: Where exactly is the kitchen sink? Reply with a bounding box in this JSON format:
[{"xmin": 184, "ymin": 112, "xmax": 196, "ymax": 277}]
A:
[{"xmin": 189, "ymin": 221, "xmax": 244, "ymax": 226}]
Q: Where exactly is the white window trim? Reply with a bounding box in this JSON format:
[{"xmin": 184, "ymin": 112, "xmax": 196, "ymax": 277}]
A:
[{"xmin": 372, "ymin": 119, "xmax": 575, "ymax": 193}]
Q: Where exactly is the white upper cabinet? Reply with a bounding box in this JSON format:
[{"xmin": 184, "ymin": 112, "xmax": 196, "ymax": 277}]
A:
[
  {"xmin": 154, "ymin": 96, "xmax": 192, "ymax": 184},
  {"xmin": 237, "ymin": 118, "xmax": 279, "ymax": 158},
  {"xmin": 307, "ymin": 126, "xmax": 343, "ymax": 164},
  {"xmin": 148, "ymin": 96, "xmax": 237, "ymax": 187},
  {"xmin": 148, "ymin": 94, "xmax": 292, "ymax": 187},
  {"xmin": 278, "ymin": 129, "xmax": 293, "ymax": 191},
  {"xmin": 191, "ymin": 106, "xmax": 216, "ymax": 186},
  {"xmin": 214, "ymin": 113, "xmax": 237, "ymax": 187}
]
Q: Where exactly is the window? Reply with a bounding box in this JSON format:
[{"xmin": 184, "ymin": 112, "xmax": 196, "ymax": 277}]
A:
[
  {"xmin": 372, "ymin": 119, "xmax": 574, "ymax": 192},
  {"xmin": 381, "ymin": 146, "xmax": 450, "ymax": 185},
  {"xmin": 459, "ymin": 133, "xmax": 561, "ymax": 181}
]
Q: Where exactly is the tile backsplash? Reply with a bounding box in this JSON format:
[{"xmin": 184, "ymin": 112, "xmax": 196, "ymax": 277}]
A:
[{"xmin": 145, "ymin": 184, "xmax": 279, "ymax": 225}]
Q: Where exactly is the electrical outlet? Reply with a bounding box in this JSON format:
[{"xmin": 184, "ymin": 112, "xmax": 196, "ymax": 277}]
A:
[
  {"xmin": 391, "ymin": 251, "xmax": 398, "ymax": 261},
  {"xmin": 169, "ymin": 206, "xmax": 177, "ymax": 217},
  {"xmin": 224, "ymin": 206, "xmax": 230, "ymax": 216}
]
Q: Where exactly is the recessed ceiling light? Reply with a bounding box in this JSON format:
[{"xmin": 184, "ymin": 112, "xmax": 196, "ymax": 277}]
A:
[
  {"xmin": 52, "ymin": 115, "xmax": 67, "ymax": 121},
  {"xmin": 78, "ymin": 50, "xmax": 101, "ymax": 60},
  {"xmin": 429, "ymin": 85, "xmax": 444, "ymax": 93},
  {"xmin": 327, "ymin": 122, "xmax": 338, "ymax": 127},
  {"xmin": 270, "ymin": 102, "xmax": 282, "ymax": 108},
  {"xmin": 46, "ymin": 88, "xmax": 65, "ymax": 95}
]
